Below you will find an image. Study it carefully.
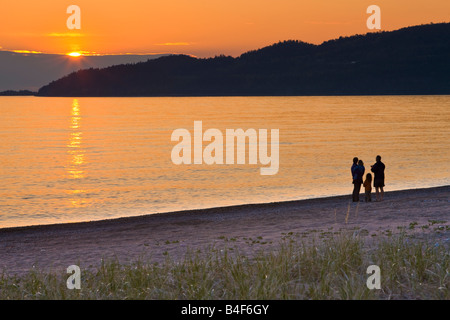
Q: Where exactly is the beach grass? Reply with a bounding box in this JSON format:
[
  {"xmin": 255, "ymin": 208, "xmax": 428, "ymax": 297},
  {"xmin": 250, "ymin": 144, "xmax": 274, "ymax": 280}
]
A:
[{"xmin": 0, "ymin": 229, "xmax": 448, "ymax": 300}]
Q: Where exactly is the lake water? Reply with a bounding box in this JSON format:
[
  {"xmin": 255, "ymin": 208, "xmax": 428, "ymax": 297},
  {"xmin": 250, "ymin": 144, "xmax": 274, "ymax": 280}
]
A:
[{"xmin": 1, "ymin": 96, "xmax": 449, "ymax": 228}]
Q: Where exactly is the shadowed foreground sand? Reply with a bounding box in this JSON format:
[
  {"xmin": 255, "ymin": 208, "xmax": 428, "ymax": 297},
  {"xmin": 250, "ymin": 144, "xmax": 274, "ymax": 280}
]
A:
[{"xmin": 0, "ymin": 186, "xmax": 449, "ymax": 275}]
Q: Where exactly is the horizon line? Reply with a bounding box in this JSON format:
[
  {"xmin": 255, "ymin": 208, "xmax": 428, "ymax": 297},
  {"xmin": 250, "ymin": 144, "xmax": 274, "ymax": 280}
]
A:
[{"xmin": 1, "ymin": 21, "xmax": 448, "ymax": 59}]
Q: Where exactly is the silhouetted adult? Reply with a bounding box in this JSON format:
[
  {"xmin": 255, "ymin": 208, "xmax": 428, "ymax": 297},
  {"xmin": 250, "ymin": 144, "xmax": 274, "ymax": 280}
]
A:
[
  {"xmin": 351, "ymin": 157, "xmax": 358, "ymax": 179},
  {"xmin": 371, "ymin": 155, "xmax": 386, "ymax": 201},
  {"xmin": 352, "ymin": 158, "xmax": 365, "ymax": 202},
  {"xmin": 351, "ymin": 157, "xmax": 358, "ymax": 201}
]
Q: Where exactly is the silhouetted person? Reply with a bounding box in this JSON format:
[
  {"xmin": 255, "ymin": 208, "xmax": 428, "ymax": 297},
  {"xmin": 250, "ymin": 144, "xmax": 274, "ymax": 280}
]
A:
[
  {"xmin": 351, "ymin": 157, "xmax": 358, "ymax": 177},
  {"xmin": 352, "ymin": 159, "xmax": 365, "ymax": 202},
  {"xmin": 371, "ymin": 155, "xmax": 385, "ymax": 201},
  {"xmin": 363, "ymin": 173, "xmax": 373, "ymax": 202},
  {"xmin": 351, "ymin": 157, "xmax": 358, "ymax": 201}
]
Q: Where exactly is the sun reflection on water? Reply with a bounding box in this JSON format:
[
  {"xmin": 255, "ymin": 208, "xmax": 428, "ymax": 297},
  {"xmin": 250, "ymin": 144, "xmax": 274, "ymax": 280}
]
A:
[
  {"xmin": 66, "ymin": 99, "xmax": 88, "ymax": 207},
  {"xmin": 67, "ymin": 99, "xmax": 85, "ymax": 179}
]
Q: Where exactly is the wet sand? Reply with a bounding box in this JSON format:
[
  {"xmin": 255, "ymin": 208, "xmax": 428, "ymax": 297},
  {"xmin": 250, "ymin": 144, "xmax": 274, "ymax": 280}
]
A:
[{"xmin": 0, "ymin": 185, "xmax": 449, "ymax": 275}]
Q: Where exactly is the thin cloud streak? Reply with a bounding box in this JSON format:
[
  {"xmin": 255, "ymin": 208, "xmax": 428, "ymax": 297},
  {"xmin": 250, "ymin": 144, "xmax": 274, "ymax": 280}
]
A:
[
  {"xmin": 47, "ymin": 33, "xmax": 84, "ymax": 37},
  {"xmin": 156, "ymin": 42, "xmax": 191, "ymax": 46},
  {"xmin": 303, "ymin": 20, "xmax": 353, "ymax": 25}
]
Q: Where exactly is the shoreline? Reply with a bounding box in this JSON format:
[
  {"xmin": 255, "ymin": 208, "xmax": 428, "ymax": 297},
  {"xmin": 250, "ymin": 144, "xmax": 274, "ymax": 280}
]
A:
[
  {"xmin": 3, "ymin": 94, "xmax": 450, "ymax": 98},
  {"xmin": 2, "ymin": 184, "xmax": 449, "ymax": 232},
  {"xmin": 1, "ymin": 185, "xmax": 449, "ymax": 275}
]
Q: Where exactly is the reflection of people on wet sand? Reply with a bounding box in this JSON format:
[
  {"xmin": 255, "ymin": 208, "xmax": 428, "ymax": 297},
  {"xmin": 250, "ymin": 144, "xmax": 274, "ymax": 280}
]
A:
[{"xmin": 371, "ymin": 155, "xmax": 386, "ymax": 201}]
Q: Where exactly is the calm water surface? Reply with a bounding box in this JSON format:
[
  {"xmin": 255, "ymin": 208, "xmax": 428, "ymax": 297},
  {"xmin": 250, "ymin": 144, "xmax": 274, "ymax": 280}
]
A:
[{"xmin": 1, "ymin": 96, "xmax": 449, "ymax": 228}]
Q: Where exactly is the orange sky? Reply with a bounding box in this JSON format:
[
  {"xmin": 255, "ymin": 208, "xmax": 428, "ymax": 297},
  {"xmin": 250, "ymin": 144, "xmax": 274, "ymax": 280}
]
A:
[{"xmin": 1, "ymin": 0, "xmax": 449, "ymax": 57}]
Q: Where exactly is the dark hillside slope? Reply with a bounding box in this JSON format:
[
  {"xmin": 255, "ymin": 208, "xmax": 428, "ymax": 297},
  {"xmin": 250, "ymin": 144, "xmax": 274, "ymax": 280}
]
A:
[{"xmin": 38, "ymin": 23, "xmax": 450, "ymax": 96}]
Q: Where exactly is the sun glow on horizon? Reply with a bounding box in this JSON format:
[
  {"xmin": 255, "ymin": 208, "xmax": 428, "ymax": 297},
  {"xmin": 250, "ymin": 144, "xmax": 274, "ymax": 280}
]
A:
[{"xmin": 67, "ymin": 52, "xmax": 82, "ymax": 57}]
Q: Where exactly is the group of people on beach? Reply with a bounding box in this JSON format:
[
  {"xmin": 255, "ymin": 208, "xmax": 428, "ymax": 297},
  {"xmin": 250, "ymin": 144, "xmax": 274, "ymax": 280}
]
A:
[{"xmin": 351, "ymin": 155, "xmax": 385, "ymax": 202}]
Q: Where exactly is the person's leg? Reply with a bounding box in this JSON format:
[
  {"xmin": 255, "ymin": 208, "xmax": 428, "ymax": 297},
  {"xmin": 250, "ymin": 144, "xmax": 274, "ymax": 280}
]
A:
[
  {"xmin": 375, "ymin": 187, "xmax": 380, "ymax": 201},
  {"xmin": 380, "ymin": 187, "xmax": 384, "ymax": 201},
  {"xmin": 352, "ymin": 183, "xmax": 358, "ymax": 202},
  {"xmin": 355, "ymin": 181, "xmax": 361, "ymax": 202}
]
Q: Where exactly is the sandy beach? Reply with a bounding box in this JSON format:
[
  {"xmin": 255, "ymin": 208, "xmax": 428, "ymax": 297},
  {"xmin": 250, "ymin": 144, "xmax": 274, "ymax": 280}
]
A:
[{"xmin": 1, "ymin": 185, "xmax": 449, "ymax": 276}]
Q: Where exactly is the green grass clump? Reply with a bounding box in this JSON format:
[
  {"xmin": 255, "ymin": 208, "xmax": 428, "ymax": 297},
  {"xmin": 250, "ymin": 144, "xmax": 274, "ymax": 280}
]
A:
[{"xmin": 0, "ymin": 231, "xmax": 448, "ymax": 300}]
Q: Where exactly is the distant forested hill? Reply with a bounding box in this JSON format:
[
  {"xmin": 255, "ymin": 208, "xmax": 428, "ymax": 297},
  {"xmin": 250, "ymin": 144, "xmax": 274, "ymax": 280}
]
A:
[
  {"xmin": 37, "ymin": 23, "xmax": 450, "ymax": 96},
  {"xmin": 0, "ymin": 52, "xmax": 166, "ymax": 92}
]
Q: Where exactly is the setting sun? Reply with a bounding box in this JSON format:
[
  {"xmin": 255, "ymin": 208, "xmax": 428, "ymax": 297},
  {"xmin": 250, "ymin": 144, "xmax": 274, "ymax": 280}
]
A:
[{"xmin": 67, "ymin": 52, "xmax": 82, "ymax": 57}]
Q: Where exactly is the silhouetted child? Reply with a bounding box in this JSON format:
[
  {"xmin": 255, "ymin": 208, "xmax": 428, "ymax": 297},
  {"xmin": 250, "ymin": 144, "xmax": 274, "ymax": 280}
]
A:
[{"xmin": 363, "ymin": 173, "xmax": 372, "ymax": 202}]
